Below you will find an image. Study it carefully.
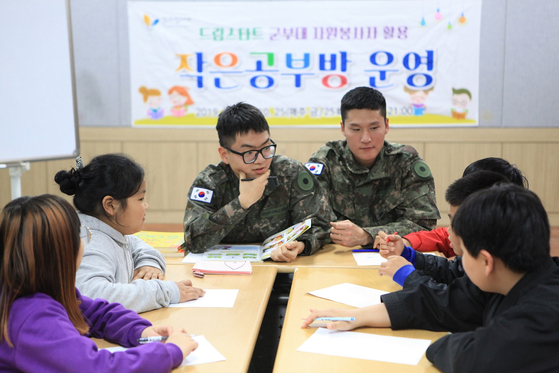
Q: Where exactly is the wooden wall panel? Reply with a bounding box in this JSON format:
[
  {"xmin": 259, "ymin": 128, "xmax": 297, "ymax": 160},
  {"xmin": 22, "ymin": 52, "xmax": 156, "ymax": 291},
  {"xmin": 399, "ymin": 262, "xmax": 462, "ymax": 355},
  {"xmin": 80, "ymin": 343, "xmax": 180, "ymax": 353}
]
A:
[{"xmin": 2, "ymin": 127, "xmax": 558, "ymax": 226}]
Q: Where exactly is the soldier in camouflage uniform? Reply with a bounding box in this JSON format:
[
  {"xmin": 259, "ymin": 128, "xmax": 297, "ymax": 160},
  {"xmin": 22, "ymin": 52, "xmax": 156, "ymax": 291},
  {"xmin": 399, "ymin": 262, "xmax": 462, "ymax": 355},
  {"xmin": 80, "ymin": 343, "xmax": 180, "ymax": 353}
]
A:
[
  {"xmin": 306, "ymin": 87, "xmax": 440, "ymax": 248},
  {"xmin": 183, "ymin": 102, "xmax": 332, "ymax": 261}
]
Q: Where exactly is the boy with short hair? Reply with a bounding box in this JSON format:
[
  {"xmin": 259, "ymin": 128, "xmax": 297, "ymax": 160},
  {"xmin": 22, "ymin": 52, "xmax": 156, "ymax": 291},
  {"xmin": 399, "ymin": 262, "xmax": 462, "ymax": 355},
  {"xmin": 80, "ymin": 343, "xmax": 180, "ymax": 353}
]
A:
[
  {"xmin": 306, "ymin": 86, "xmax": 439, "ymax": 248},
  {"xmin": 183, "ymin": 102, "xmax": 332, "ymax": 262},
  {"xmin": 377, "ymin": 170, "xmax": 508, "ymax": 289},
  {"xmin": 303, "ymin": 184, "xmax": 559, "ymax": 372},
  {"xmin": 399, "ymin": 157, "xmax": 527, "ymax": 258}
]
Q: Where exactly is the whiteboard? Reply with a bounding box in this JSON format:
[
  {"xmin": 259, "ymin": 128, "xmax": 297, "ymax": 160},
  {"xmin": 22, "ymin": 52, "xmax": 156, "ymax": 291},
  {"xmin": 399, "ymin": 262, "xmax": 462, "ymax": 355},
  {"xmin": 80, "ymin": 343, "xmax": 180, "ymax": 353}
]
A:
[{"xmin": 0, "ymin": 0, "xmax": 79, "ymax": 164}]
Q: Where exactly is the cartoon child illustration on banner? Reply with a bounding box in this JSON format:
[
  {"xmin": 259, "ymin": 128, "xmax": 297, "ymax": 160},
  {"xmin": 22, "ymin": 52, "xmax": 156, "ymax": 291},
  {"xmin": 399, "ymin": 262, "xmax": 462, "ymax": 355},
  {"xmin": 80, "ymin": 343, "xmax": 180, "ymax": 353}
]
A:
[
  {"xmin": 404, "ymin": 86, "xmax": 434, "ymax": 116},
  {"xmin": 451, "ymin": 88, "xmax": 472, "ymax": 119},
  {"xmin": 168, "ymin": 86, "xmax": 194, "ymax": 117},
  {"xmin": 139, "ymin": 86, "xmax": 164, "ymax": 119}
]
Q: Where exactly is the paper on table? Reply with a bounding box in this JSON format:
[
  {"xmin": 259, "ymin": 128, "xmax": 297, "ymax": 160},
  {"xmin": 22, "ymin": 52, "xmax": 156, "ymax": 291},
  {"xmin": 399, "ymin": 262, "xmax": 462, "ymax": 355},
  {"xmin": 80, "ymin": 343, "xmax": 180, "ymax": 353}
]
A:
[
  {"xmin": 297, "ymin": 328, "xmax": 431, "ymax": 366},
  {"xmin": 182, "ymin": 252, "xmax": 204, "ymax": 263},
  {"xmin": 352, "ymin": 252, "xmax": 388, "ymax": 266},
  {"xmin": 308, "ymin": 283, "xmax": 388, "ymax": 308},
  {"xmin": 167, "ymin": 289, "xmax": 238, "ymax": 308},
  {"xmin": 103, "ymin": 335, "xmax": 226, "ymax": 366}
]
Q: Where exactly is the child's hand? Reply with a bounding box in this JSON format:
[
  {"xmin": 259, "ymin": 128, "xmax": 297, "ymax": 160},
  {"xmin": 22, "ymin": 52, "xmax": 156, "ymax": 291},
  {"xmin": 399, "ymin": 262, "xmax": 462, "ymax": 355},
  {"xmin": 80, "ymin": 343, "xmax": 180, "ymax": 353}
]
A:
[
  {"xmin": 301, "ymin": 308, "xmax": 359, "ymax": 331},
  {"xmin": 379, "ymin": 256, "xmax": 412, "ymax": 278},
  {"xmin": 141, "ymin": 325, "xmax": 174, "ymax": 339},
  {"xmin": 175, "ymin": 280, "xmax": 206, "ymax": 303},
  {"xmin": 238, "ymin": 170, "xmax": 270, "ymax": 210},
  {"xmin": 132, "ymin": 266, "xmax": 164, "ymax": 281},
  {"xmin": 377, "ymin": 231, "xmax": 405, "ymax": 258},
  {"xmin": 271, "ymin": 241, "xmax": 304, "ymax": 262},
  {"xmin": 165, "ymin": 327, "xmax": 198, "ymax": 359}
]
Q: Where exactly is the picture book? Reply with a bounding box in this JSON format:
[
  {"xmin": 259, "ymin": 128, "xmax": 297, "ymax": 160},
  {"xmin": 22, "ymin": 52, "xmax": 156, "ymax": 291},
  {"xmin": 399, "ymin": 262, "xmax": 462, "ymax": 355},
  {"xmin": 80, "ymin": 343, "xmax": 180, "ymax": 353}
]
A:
[
  {"xmin": 134, "ymin": 231, "xmax": 184, "ymax": 257},
  {"xmin": 192, "ymin": 261, "xmax": 252, "ymax": 275},
  {"xmin": 182, "ymin": 219, "xmax": 312, "ymax": 262}
]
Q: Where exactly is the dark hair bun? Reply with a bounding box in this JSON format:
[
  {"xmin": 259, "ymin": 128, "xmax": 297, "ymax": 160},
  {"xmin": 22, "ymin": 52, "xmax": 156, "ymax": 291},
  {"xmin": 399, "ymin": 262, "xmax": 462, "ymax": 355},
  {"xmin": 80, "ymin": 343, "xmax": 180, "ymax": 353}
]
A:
[{"xmin": 54, "ymin": 169, "xmax": 80, "ymax": 195}]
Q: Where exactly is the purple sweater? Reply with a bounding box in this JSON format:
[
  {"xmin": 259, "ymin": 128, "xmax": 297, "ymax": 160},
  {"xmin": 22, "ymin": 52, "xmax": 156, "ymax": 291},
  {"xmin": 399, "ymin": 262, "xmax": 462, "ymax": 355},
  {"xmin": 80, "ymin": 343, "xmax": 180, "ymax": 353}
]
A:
[{"xmin": 0, "ymin": 289, "xmax": 183, "ymax": 372}]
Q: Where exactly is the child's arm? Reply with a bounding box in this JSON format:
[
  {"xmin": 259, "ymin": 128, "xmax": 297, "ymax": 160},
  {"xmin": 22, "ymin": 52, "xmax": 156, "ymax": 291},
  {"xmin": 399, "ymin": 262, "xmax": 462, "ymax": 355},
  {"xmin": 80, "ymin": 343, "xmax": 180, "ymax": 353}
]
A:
[
  {"xmin": 129, "ymin": 235, "xmax": 166, "ymax": 280},
  {"xmin": 403, "ymin": 227, "xmax": 456, "ymax": 257},
  {"xmin": 379, "ymin": 256, "xmax": 416, "ymax": 286},
  {"xmin": 301, "ymin": 304, "xmax": 392, "ymax": 330},
  {"xmin": 12, "ymin": 295, "xmax": 184, "ymax": 372}
]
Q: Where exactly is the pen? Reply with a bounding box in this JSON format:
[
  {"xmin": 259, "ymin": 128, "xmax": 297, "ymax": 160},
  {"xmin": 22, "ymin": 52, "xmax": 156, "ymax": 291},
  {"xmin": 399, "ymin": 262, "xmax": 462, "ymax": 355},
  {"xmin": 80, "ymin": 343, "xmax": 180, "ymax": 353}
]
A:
[
  {"xmin": 315, "ymin": 317, "xmax": 355, "ymax": 322},
  {"xmin": 385, "ymin": 232, "xmax": 398, "ymax": 242},
  {"xmin": 352, "ymin": 249, "xmax": 379, "ymax": 252},
  {"xmin": 241, "ymin": 176, "xmax": 277, "ymax": 182},
  {"xmin": 138, "ymin": 334, "xmax": 196, "ymax": 344}
]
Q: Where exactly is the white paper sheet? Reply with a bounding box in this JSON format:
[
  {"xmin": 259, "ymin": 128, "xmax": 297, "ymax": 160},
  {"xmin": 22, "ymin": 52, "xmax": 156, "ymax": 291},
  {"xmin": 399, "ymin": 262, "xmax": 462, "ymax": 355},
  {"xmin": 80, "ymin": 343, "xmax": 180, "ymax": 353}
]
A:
[
  {"xmin": 104, "ymin": 335, "xmax": 226, "ymax": 366},
  {"xmin": 297, "ymin": 328, "xmax": 431, "ymax": 366},
  {"xmin": 168, "ymin": 289, "xmax": 239, "ymax": 308},
  {"xmin": 182, "ymin": 252, "xmax": 204, "ymax": 263},
  {"xmin": 308, "ymin": 283, "xmax": 388, "ymax": 308},
  {"xmin": 352, "ymin": 252, "xmax": 388, "ymax": 266}
]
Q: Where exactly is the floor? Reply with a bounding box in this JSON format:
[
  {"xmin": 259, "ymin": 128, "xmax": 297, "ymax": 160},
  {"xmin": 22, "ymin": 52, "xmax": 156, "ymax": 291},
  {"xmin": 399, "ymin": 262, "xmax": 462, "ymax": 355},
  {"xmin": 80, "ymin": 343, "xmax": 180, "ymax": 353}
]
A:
[{"xmin": 144, "ymin": 224, "xmax": 559, "ymax": 257}]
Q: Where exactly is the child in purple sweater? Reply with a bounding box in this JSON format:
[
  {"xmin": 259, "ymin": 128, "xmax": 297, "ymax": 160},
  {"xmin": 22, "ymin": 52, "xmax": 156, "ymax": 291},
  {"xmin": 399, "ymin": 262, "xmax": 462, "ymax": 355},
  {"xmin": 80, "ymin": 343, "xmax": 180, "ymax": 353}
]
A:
[{"xmin": 0, "ymin": 194, "xmax": 197, "ymax": 372}]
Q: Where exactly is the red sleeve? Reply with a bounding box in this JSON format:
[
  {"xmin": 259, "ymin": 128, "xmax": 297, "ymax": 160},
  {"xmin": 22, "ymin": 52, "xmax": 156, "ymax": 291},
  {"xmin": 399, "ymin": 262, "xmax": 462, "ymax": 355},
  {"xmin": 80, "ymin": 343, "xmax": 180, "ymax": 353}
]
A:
[{"xmin": 404, "ymin": 227, "xmax": 456, "ymax": 258}]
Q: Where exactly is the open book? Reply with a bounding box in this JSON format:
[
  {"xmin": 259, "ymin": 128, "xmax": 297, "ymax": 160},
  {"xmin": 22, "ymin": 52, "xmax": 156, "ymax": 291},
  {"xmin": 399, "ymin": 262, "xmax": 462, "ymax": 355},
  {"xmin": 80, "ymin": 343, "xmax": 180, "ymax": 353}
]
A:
[{"xmin": 183, "ymin": 219, "xmax": 312, "ymax": 263}]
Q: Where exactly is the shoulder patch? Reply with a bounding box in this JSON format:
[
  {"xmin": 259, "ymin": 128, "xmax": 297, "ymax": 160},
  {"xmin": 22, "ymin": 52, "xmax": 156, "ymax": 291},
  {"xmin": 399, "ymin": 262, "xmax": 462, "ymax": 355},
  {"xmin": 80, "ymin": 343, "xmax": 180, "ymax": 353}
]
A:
[
  {"xmin": 412, "ymin": 161, "xmax": 432, "ymax": 179},
  {"xmin": 304, "ymin": 162, "xmax": 324, "ymax": 175},
  {"xmin": 190, "ymin": 187, "xmax": 214, "ymax": 204},
  {"xmin": 297, "ymin": 170, "xmax": 314, "ymax": 192}
]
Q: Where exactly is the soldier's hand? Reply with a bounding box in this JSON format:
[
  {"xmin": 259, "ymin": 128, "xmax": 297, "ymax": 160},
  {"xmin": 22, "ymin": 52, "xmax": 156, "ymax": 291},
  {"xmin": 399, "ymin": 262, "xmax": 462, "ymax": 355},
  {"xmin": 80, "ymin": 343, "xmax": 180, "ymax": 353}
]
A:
[
  {"xmin": 238, "ymin": 170, "xmax": 270, "ymax": 210},
  {"xmin": 271, "ymin": 241, "xmax": 304, "ymax": 262},
  {"xmin": 330, "ymin": 220, "xmax": 373, "ymax": 247},
  {"xmin": 379, "ymin": 256, "xmax": 413, "ymax": 278}
]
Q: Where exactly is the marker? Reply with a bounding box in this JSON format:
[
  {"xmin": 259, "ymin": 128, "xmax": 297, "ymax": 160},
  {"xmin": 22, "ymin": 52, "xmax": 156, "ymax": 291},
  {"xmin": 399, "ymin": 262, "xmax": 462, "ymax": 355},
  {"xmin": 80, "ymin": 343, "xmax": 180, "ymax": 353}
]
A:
[
  {"xmin": 385, "ymin": 232, "xmax": 398, "ymax": 243},
  {"xmin": 315, "ymin": 317, "xmax": 355, "ymax": 322},
  {"xmin": 193, "ymin": 271, "xmax": 205, "ymax": 278},
  {"xmin": 138, "ymin": 334, "xmax": 195, "ymax": 344},
  {"xmin": 241, "ymin": 176, "xmax": 277, "ymax": 182},
  {"xmin": 352, "ymin": 249, "xmax": 379, "ymax": 253}
]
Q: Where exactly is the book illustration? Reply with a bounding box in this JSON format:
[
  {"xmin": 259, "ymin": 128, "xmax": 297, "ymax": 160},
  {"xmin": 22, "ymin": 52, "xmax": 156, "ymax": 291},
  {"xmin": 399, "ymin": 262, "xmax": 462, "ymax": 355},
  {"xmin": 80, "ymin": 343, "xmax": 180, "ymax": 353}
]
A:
[{"xmin": 183, "ymin": 219, "xmax": 312, "ymax": 262}]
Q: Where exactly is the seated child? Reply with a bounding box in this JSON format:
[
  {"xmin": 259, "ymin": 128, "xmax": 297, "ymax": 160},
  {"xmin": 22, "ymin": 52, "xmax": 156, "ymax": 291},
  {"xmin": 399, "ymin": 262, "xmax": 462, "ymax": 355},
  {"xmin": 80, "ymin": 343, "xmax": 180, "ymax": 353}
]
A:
[
  {"xmin": 56, "ymin": 154, "xmax": 205, "ymax": 313},
  {"xmin": 183, "ymin": 102, "xmax": 332, "ymax": 262},
  {"xmin": 303, "ymin": 184, "xmax": 559, "ymax": 372},
  {"xmin": 400, "ymin": 156, "xmax": 527, "ymax": 257},
  {"xmin": 0, "ymin": 195, "xmax": 197, "ymax": 371},
  {"xmin": 377, "ymin": 170, "xmax": 508, "ymax": 289}
]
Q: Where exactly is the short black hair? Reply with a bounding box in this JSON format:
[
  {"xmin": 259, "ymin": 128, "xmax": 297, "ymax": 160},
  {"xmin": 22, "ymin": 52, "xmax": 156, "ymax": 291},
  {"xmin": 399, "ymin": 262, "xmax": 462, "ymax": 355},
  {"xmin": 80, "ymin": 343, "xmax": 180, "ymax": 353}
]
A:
[
  {"xmin": 340, "ymin": 86, "xmax": 387, "ymax": 123},
  {"xmin": 55, "ymin": 153, "xmax": 144, "ymax": 219},
  {"xmin": 445, "ymin": 170, "xmax": 509, "ymax": 206},
  {"xmin": 216, "ymin": 102, "xmax": 270, "ymax": 147},
  {"xmin": 463, "ymin": 157, "xmax": 528, "ymax": 188},
  {"xmin": 452, "ymin": 183, "xmax": 550, "ymax": 273}
]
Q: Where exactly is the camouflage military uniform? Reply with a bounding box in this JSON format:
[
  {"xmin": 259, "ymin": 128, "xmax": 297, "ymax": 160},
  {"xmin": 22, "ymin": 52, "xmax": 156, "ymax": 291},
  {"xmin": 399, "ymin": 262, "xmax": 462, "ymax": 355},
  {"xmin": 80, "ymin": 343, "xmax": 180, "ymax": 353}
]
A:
[
  {"xmin": 183, "ymin": 155, "xmax": 332, "ymax": 255},
  {"xmin": 307, "ymin": 140, "xmax": 439, "ymax": 245}
]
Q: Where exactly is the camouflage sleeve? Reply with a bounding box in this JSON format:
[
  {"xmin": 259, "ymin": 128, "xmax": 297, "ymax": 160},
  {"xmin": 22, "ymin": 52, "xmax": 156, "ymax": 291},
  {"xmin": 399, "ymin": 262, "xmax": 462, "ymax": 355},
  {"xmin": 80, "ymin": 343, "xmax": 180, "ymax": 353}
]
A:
[
  {"xmin": 287, "ymin": 165, "xmax": 333, "ymax": 255},
  {"xmin": 361, "ymin": 157, "xmax": 440, "ymax": 245},
  {"xmin": 182, "ymin": 181, "xmax": 248, "ymax": 254}
]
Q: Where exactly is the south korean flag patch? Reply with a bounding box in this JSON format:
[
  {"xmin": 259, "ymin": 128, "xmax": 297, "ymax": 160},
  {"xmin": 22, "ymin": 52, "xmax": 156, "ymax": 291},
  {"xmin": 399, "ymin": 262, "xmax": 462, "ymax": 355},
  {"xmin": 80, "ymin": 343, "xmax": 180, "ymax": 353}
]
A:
[
  {"xmin": 305, "ymin": 162, "xmax": 324, "ymax": 175},
  {"xmin": 190, "ymin": 187, "xmax": 214, "ymax": 204}
]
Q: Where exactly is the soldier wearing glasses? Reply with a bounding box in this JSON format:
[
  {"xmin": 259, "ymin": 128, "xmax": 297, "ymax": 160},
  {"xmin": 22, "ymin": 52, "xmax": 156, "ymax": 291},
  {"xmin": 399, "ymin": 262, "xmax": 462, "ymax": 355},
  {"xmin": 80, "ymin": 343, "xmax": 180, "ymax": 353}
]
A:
[{"xmin": 182, "ymin": 102, "xmax": 333, "ymax": 262}]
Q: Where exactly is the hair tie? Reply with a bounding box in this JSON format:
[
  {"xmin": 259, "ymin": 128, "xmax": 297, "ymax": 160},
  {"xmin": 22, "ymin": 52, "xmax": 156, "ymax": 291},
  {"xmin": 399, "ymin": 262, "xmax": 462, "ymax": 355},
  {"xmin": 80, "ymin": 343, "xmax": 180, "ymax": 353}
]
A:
[{"xmin": 75, "ymin": 156, "xmax": 84, "ymax": 170}]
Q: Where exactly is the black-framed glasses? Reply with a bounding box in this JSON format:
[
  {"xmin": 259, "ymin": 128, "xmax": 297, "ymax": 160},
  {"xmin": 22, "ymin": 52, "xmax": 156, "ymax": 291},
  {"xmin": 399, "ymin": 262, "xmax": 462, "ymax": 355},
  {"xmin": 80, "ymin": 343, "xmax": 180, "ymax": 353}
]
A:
[
  {"xmin": 80, "ymin": 225, "xmax": 92, "ymax": 245},
  {"xmin": 225, "ymin": 140, "xmax": 277, "ymax": 164}
]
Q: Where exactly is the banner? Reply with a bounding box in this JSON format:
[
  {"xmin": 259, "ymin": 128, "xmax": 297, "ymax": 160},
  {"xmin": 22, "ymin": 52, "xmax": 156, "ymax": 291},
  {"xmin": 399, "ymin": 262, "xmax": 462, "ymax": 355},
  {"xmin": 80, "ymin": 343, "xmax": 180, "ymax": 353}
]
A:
[{"xmin": 128, "ymin": 1, "xmax": 481, "ymax": 127}]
